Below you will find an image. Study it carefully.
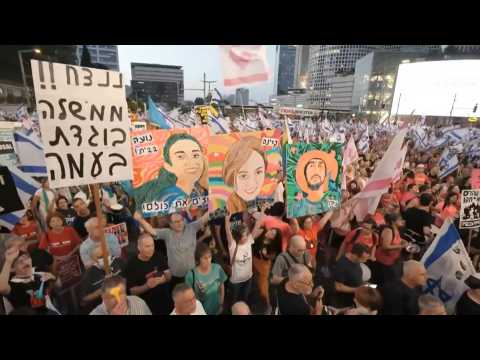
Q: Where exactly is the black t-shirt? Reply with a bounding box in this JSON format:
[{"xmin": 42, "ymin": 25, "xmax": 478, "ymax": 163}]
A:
[
  {"xmin": 379, "ymin": 279, "xmax": 421, "ymax": 315},
  {"xmin": 456, "ymin": 291, "xmax": 480, "ymax": 315},
  {"xmin": 277, "ymin": 279, "xmax": 311, "ymax": 315},
  {"xmin": 58, "ymin": 208, "xmax": 77, "ymax": 227},
  {"xmin": 334, "ymin": 256, "xmax": 363, "ymax": 307},
  {"xmin": 403, "ymin": 207, "xmax": 433, "ymax": 244},
  {"xmin": 7, "ymin": 274, "xmax": 54, "ymax": 313},
  {"xmin": 0, "ymin": 166, "xmax": 24, "ymax": 215},
  {"xmin": 79, "ymin": 258, "xmax": 125, "ymax": 314},
  {"xmin": 125, "ymin": 252, "xmax": 172, "ymax": 315},
  {"xmin": 73, "ymin": 213, "xmax": 94, "ymax": 238}
]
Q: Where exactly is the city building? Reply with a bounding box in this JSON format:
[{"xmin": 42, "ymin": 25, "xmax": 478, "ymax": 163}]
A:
[
  {"xmin": 351, "ymin": 50, "xmax": 433, "ymax": 122},
  {"xmin": 235, "ymin": 88, "xmax": 249, "ymax": 106},
  {"xmin": 76, "ymin": 45, "xmax": 119, "ymax": 71},
  {"xmin": 269, "ymin": 89, "xmax": 308, "ymax": 108},
  {"xmin": 131, "ymin": 62, "xmax": 184, "ymax": 109},
  {"xmin": 329, "ymin": 75, "xmax": 355, "ymax": 111},
  {"xmin": 225, "ymin": 94, "xmax": 235, "ymax": 105},
  {"xmin": 274, "ymin": 45, "xmax": 297, "ymax": 95},
  {"xmin": 294, "ymin": 45, "xmax": 311, "ymax": 89}
]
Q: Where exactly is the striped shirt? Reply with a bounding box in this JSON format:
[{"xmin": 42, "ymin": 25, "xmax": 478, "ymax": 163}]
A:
[{"xmin": 89, "ymin": 296, "xmax": 152, "ymax": 315}]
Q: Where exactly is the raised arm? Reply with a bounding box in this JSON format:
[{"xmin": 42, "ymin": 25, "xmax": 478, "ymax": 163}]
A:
[{"xmin": 133, "ymin": 211, "xmax": 156, "ymax": 237}]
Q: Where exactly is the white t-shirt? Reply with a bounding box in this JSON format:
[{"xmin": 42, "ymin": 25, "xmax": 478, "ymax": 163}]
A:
[
  {"xmin": 170, "ymin": 300, "xmax": 207, "ymax": 315},
  {"xmin": 229, "ymin": 235, "xmax": 254, "ymax": 284},
  {"xmin": 34, "ymin": 188, "xmax": 56, "ymax": 219},
  {"xmin": 274, "ymin": 182, "xmax": 285, "ymax": 203}
]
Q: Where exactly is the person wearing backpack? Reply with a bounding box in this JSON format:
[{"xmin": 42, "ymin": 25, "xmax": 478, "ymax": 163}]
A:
[{"xmin": 336, "ymin": 219, "xmax": 378, "ymax": 262}]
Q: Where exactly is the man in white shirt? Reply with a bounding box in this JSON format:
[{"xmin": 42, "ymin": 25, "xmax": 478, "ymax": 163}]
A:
[
  {"xmin": 170, "ymin": 283, "xmax": 206, "ymax": 315},
  {"xmin": 80, "ymin": 217, "xmax": 121, "ymax": 268},
  {"xmin": 31, "ymin": 178, "xmax": 56, "ymax": 231}
]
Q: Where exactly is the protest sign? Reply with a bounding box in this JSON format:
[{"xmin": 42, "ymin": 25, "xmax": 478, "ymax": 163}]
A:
[
  {"xmin": 0, "ymin": 130, "xmax": 17, "ymax": 167},
  {"xmin": 132, "ymin": 127, "xmax": 209, "ymax": 217},
  {"xmin": 104, "ymin": 222, "xmax": 129, "ymax": 248},
  {"xmin": 208, "ymin": 129, "xmax": 282, "ymax": 218},
  {"xmin": 471, "ymin": 169, "xmax": 480, "ymax": 189},
  {"xmin": 131, "ymin": 121, "xmax": 147, "ymax": 131},
  {"xmin": 55, "ymin": 253, "xmax": 83, "ymax": 288},
  {"xmin": 459, "ymin": 189, "xmax": 480, "ymax": 229},
  {"xmin": 30, "ymin": 60, "xmax": 133, "ymax": 188},
  {"xmin": 0, "ymin": 166, "xmax": 25, "ymax": 215},
  {"xmin": 278, "ymin": 107, "xmax": 321, "ymax": 117},
  {"xmin": 285, "ymin": 142, "xmax": 343, "ymax": 218}
]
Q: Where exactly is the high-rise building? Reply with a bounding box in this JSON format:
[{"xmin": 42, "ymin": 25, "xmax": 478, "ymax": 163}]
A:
[
  {"xmin": 330, "ymin": 75, "xmax": 355, "ymax": 111},
  {"xmin": 76, "ymin": 45, "xmax": 119, "ymax": 71},
  {"xmin": 131, "ymin": 62, "xmax": 184, "ymax": 109},
  {"xmin": 225, "ymin": 94, "xmax": 236, "ymax": 105},
  {"xmin": 351, "ymin": 49, "xmax": 436, "ymax": 121},
  {"xmin": 294, "ymin": 45, "xmax": 310, "ymax": 89},
  {"xmin": 274, "ymin": 45, "xmax": 297, "ymax": 95},
  {"xmin": 235, "ymin": 88, "xmax": 249, "ymax": 106},
  {"xmin": 307, "ymin": 45, "xmax": 442, "ymax": 109}
]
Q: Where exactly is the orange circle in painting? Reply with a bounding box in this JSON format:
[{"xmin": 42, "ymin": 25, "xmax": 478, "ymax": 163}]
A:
[{"xmin": 295, "ymin": 150, "xmax": 339, "ymax": 196}]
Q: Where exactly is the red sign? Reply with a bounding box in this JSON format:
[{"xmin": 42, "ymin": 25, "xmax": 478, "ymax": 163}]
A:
[
  {"xmin": 105, "ymin": 222, "xmax": 129, "ymax": 248},
  {"xmin": 471, "ymin": 169, "xmax": 480, "ymax": 190}
]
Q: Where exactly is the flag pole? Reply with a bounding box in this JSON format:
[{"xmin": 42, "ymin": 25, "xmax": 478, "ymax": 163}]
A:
[
  {"xmin": 92, "ymin": 183, "xmax": 111, "ymax": 275},
  {"xmin": 467, "ymin": 229, "xmax": 473, "ymax": 255}
]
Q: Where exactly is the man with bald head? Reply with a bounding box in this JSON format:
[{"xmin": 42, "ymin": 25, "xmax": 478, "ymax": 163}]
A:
[
  {"xmin": 125, "ymin": 233, "xmax": 173, "ymax": 315},
  {"xmin": 379, "ymin": 260, "xmax": 427, "ymax": 315},
  {"xmin": 231, "ymin": 301, "xmax": 251, "ymax": 315},
  {"xmin": 270, "ymin": 235, "xmax": 314, "ymax": 314}
]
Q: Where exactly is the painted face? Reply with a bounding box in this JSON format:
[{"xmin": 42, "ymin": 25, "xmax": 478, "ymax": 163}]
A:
[
  {"xmin": 49, "ymin": 216, "xmax": 63, "ymax": 230},
  {"xmin": 234, "ymin": 151, "xmax": 265, "ymax": 202},
  {"xmin": 305, "ymin": 158, "xmax": 326, "ymax": 190},
  {"xmin": 166, "ymin": 139, "xmax": 204, "ymax": 182}
]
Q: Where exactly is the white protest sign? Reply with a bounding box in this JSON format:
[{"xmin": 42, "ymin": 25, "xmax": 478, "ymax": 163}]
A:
[
  {"xmin": 278, "ymin": 107, "xmax": 321, "ymax": 117},
  {"xmin": 460, "ymin": 189, "xmax": 480, "ymax": 229},
  {"xmin": 30, "ymin": 60, "xmax": 133, "ymax": 188}
]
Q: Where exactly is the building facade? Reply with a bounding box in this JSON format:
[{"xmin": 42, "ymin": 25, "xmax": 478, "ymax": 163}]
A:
[
  {"xmin": 131, "ymin": 63, "xmax": 184, "ymax": 109},
  {"xmin": 351, "ymin": 50, "xmax": 433, "ymax": 122},
  {"xmin": 235, "ymin": 88, "xmax": 249, "ymax": 106},
  {"xmin": 269, "ymin": 88, "xmax": 308, "ymax": 108},
  {"xmin": 294, "ymin": 45, "xmax": 311, "ymax": 89},
  {"xmin": 274, "ymin": 45, "xmax": 297, "ymax": 95},
  {"xmin": 76, "ymin": 45, "xmax": 119, "ymax": 71},
  {"xmin": 307, "ymin": 45, "xmax": 381, "ymax": 109},
  {"xmin": 329, "ymin": 75, "xmax": 354, "ymax": 111}
]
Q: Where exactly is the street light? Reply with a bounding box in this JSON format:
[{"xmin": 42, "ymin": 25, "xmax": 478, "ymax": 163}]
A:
[{"xmin": 18, "ymin": 48, "xmax": 41, "ymax": 109}]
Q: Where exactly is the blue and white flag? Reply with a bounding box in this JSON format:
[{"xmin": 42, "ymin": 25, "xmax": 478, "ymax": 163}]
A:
[
  {"xmin": 13, "ymin": 131, "xmax": 47, "ymax": 176},
  {"xmin": 357, "ymin": 124, "xmax": 369, "ymax": 153},
  {"xmin": 147, "ymin": 96, "xmax": 173, "ymax": 129},
  {"xmin": 0, "ymin": 166, "xmax": 40, "ymax": 230},
  {"xmin": 421, "ymin": 219, "xmax": 477, "ymax": 314},
  {"xmin": 438, "ymin": 147, "xmax": 459, "ymax": 179}
]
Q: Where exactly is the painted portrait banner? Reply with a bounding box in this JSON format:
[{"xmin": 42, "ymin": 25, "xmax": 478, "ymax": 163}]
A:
[
  {"xmin": 132, "ymin": 127, "xmax": 209, "ymax": 218},
  {"xmin": 285, "ymin": 142, "xmax": 343, "ymax": 218},
  {"xmin": 30, "ymin": 60, "xmax": 133, "ymax": 188},
  {"xmin": 208, "ymin": 129, "xmax": 283, "ymax": 218}
]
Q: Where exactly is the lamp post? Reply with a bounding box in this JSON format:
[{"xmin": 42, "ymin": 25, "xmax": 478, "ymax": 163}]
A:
[{"xmin": 18, "ymin": 48, "xmax": 41, "ymax": 109}]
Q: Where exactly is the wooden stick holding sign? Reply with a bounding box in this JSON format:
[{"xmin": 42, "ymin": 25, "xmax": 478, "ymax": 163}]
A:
[
  {"xmin": 91, "ymin": 183, "xmax": 111, "ymax": 275},
  {"xmin": 467, "ymin": 229, "xmax": 473, "ymax": 255}
]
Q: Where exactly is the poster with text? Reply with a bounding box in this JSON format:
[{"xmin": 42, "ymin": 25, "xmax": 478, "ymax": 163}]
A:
[
  {"xmin": 105, "ymin": 222, "xmax": 129, "ymax": 248},
  {"xmin": 0, "ymin": 130, "xmax": 17, "ymax": 167},
  {"xmin": 285, "ymin": 142, "xmax": 343, "ymax": 218},
  {"xmin": 30, "ymin": 60, "xmax": 133, "ymax": 188},
  {"xmin": 208, "ymin": 129, "xmax": 282, "ymax": 218},
  {"xmin": 460, "ymin": 189, "xmax": 480, "ymax": 229},
  {"xmin": 55, "ymin": 253, "xmax": 83, "ymax": 288},
  {"xmin": 132, "ymin": 128, "xmax": 209, "ymax": 217}
]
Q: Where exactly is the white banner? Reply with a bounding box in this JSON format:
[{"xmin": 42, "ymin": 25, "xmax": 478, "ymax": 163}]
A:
[
  {"xmin": 278, "ymin": 107, "xmax": 321, "ymax": 117},
  {"xmin": 31, "ymin": 60, "xmax": 133, "ymax": 188}
]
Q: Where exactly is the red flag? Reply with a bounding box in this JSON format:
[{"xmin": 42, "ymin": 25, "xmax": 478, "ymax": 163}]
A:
[{"xmin": 220, "ymin": 45, "xmax": 270, "ymax": 87}]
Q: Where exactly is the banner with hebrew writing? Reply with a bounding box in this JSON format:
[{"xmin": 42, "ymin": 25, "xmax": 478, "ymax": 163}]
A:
[
  {"xmin": 132, "ymin": 128, "xmax": 209, "ymax": 218},
  {"xmin": 285, "ymin": 142, "xmax": 343, "ymax": 218},
  {"xmin": 208, "ymin": 129, "xmax": 282, "ymax": 218},
  {"xmin": 30, "ymin": 60, "xmax": 132, "ymax": 188}
]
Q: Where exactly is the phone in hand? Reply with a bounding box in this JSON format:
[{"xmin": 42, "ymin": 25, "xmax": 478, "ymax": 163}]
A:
[{"xmin": 366, "ymin": 283, "xmax": 377, "ymax": 289}]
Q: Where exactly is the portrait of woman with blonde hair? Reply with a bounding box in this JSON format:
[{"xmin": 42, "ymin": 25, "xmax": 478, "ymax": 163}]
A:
[{"xmin": 222, "ymin": 136, "xmax": 268, "ymax": 214}]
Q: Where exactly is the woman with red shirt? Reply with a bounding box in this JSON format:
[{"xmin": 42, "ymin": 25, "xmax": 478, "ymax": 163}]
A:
[
  {"xmin": 39, "ymin": 212, "xmax": 82, "ymax": 258},
  {"xmin": 297, "ymin": 211, "xmax": 333, "ymax": 259},
  {"xmin": 440, "ymin": 192, "xmax": 460, "ymax": 221},
  {"xmin": 373, "ymin": 213, "xmax": 408, "ymax": 286},
  {"xmin": 336, "ymin": 219, "xmax": 378, "ymax": 261},
  {"xmin": 12, "ymin": 210, "xmax": 39, "ymax": 251}
]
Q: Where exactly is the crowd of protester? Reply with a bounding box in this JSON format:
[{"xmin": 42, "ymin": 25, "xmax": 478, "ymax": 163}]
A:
[{"xmin": 1, "ymin": 132, "xmax": 480, "ymax": 316}]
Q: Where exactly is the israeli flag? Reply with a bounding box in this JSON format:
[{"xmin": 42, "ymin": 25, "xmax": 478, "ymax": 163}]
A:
[
  {"xmin": 357, "ymin": 126, "xmax": 369, "ymax": 153},
  {"xmin": 438, "ymin": 147, "xmax": 459, "ymax": 179},
  {"xmin": 421, "ymin": 219, "xmax": 477, "ymax": 314},
  {"xmin": 13, "ymin": 131, "xmax": 47, "ymax": 176},
  {"xmin": 147, "ymin": 96, "xmax": 173, "ymax": 129},
  {"xmin": 208, "ymin": 114, "xmax": 229, "ymax": 134},
  {"xmin": 0, "ymin": 166, "xmax": 40, "ymax": 230}
]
